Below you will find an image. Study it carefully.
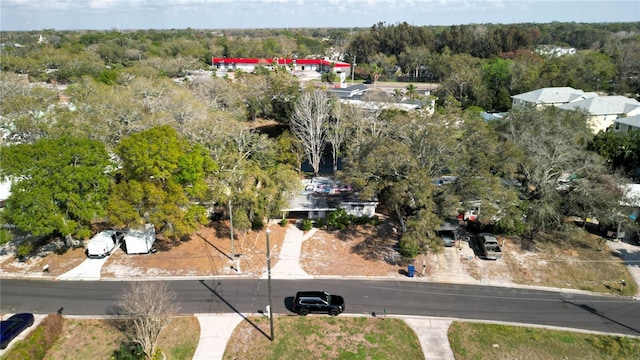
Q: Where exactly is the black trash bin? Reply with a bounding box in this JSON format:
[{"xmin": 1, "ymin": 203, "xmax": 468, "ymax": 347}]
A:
[{"xmin": 407, "ymin": 265, "xmax": 415, "ymax": 278}]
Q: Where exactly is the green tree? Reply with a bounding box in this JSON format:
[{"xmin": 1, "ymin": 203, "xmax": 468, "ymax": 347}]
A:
[
  {"xmin": 481, "ymin": 57, "xmax": 512, "ymax": 111},
  {"xmin": 0, "ymin": 136, "xmax": 112, "ymax": 240},
  {"xmin": 108, "ymin": 126, "xmax": 217, "ymax": 239}
]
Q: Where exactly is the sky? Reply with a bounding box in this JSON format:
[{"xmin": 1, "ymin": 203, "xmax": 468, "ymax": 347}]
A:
[{"xmin": 1, "ymin": 0, "xmax": 638, "ymax": 31}]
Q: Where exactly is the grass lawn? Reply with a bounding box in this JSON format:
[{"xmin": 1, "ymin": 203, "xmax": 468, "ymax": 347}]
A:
[
  {"xmin": 41, "ymin": 316, "xmax": 198, "ymax": 360},
  {"xmin": 222, "ymin": 316, "xmax": 423, "ymax": 360},
  {"xmin": 503, "ymin": 227, "xmax": 638, "ymax": 296},
  {"xmin": 448, "ymin": 321, "xmax": 640, "ymax": 360}
]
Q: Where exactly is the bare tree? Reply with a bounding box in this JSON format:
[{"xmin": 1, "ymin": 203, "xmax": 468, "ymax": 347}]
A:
[
  {"xmin": 118, "ymin": 281, "xmax": 179, "ymax": 359},
  {"xmin": 326, "ymin": 101, "xmax": 355, "ymax": 173},
  {"xmin": 290, "ymin": 91, "xmax": 331, "ymax": 175}
]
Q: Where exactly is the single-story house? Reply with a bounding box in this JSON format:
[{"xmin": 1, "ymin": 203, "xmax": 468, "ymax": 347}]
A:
[
  {"xmin": 613, "ymin": 114, "xmax": 640, "ymax": 133},
  {"xmin": 510, "ymin": 87, "xmax": 597, "ymax": 109},
  {"xmin": 282, "ymin": 177, "xmax": 378, "ymax": 219},
  {"xmin": 326, "ymin": 84, "xmax": 369, "ymax": 99},
  {"xmin": 557, "ymin": 95, "xmax": 640, "ymax": 133},
  {"xmin": 212, "ymin": 57, "xmax": 351, "ymax": 76}
]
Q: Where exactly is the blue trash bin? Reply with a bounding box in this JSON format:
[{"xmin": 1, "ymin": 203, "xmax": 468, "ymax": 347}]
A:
[{"xmin": 407, "ymin": 265, "xmax": 415, "ymax": 278}]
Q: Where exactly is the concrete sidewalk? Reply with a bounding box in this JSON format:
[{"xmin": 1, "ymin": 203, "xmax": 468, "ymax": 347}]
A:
[
  {"xmin": 261, "ymin": 225, "xmax": 314, "ymax": 280},
  {"xmin": 192, "ymin": 314, "xmax": 245, "ymax": 360}
]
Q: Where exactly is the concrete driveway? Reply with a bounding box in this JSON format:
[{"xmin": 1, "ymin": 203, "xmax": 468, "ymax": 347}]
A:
[{"xmin": 56, "ymin": 256, "xmax": 108, "ymax": 281}]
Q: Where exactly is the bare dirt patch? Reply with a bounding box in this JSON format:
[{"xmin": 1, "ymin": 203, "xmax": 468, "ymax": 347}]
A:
[
  {"xmin": 0, "ymin": 238, "xmax": 86, "ymax": 278},
  {"xmin": 102, "ymin": 221, "xmax": 288, "ymax": 278},
  {"xmin": 301, "ymin": 220, "xmax": 407, "ymax": 277}
]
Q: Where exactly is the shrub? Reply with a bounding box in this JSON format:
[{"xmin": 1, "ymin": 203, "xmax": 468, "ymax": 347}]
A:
[
  {"xmin": 314, "ymin": 217, "xmax": 327, "ymax": 229},
  {"xmin": 398, "ymin": 233, "xmax": 422, "ymax": 258},
  {"xmin": 0, "ymin": 228, "xmax": 13, "ymax": 245},
  {"xmin": 4, "ymin": 314, "xmax": 63, "ymax": 360},
  {"xmin": 326, "ymin": 208, "xmax": 352, "ymax": 230},
  {"xmin": 251, "ymin": 216, "xmax": 264, "ymax": 230},
  {"xmin": 279, "ymin": 218, "xmax": 288, "ymax": 227},
  {"xmin": 113, "ymin": 341, "xmax": 145, "ymax": 360},
  {"xmin": 300, "ymin": 218, "xmax": 313, "ymax": 231},
  {"xmin": 16, "ymin": 242, "xmax": 34, "ymax": 258}
]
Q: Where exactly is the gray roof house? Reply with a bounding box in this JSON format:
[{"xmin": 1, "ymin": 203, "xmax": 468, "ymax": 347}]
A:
[
  {"xmin": 613, "ymin": 114, "xmax": 640, "ymax": 133},
  {"xmin": 511, "ymin": 87, "xmax": 598, "ymax": 109},
  {"xmin": 557, "ymin": 96, "xmax": 640, "ymax": 133},
  {"xmin": 282, "ymin": 177, "xmax": 378, "ymax": 219},
  {"xmin": 326, "ymin": 84, "xmax": 369, "ymax": 99}
]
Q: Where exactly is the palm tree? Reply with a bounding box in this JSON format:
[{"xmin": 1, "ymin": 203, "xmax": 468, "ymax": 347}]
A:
[
  {"xmin": 405, "ymin": 83, "xmax": 418, "ymax": 100},
  {"xmin": 371, "ymin": 64, "xmax": 383, "ymax": 90},
  {"xmin": 393, "ymin": 88, "xmax": 404, "ymax": 101}
]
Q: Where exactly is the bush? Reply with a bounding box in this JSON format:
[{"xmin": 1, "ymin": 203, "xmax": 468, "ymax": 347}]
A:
[
  {"xmin": 314, "ymin": 217, "xmax": 327, "ymax": 229},
  {"xmin": 0, "ymin": 228, "xmax": 13, "ymax": 246},
  {"xmin": 326, "ymin": 208, "xmax": 352, "ymax": 230},
  {"xmin": 300, "ymin": 218, "xmax": 313, "ymax": 231},
  {"xmin": 113, "ymin": 341, "xmax": 145, "ymax": 360},
  {"xmin": 398, "ymin": 233, "xmax": 422, "ymax": 258},
  {"xmin": 16, "ymin": 242, "xmax": 34, "ymax": 258},
  {"xmin": 4, "ymin": 314, "xmax": 63, "ymax": 360},
  {"xmin": 251, "ymin": 216, "xmax": 264, "ymax": 231},
  {"xmin": 279, "ymin": 218, "xmax": 288, "ymax": 227}
]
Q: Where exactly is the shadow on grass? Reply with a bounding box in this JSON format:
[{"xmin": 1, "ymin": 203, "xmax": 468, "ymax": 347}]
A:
[{"xmin": 198, "ymin": 280, "xmax": 271, "ymax": 340}]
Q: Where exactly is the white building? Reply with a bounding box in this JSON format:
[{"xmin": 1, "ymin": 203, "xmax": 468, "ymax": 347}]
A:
[
  {"xmin": 510, "ymin": 87, "xmax": 598, "ymax": 109},
  {"xmin": 557, "ymin": 95, "xmax": 640, "ymax": 133},
  {"xmin": 613, "ymin": 114, "xmax": 640, "ymax": 133}
]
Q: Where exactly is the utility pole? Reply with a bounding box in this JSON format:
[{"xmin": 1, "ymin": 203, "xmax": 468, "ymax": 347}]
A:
[
  {"xmin": 266, "ymin": 228, "xmax": 274, "ymax": 341},
  {"xmin": 229, "ymin": 199, "xmax": 234, "ymax": 259},
  {"xmin": 351, "ymin": 55, "xmax": 356, "ymax": 85}
]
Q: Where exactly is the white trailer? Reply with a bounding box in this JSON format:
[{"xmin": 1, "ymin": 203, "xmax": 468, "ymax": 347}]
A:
[
  {"xmin": 123, "ymin": 224, "xmax": 156, "ymax": 255},
  {"xmin": 87, "ymin": 230, "xmax": 123, "ymax": 258}
]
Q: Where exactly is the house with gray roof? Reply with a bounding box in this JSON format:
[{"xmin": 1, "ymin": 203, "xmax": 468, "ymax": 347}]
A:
[
  {"xmin": 326, "ymin": 84, "xmax": 369, "ymax": 99},
  {"xmin": 282, "ymin": 177, "xmax": 378, "ymax": 219},
  {"xmin": 510, "ymin": 87, "xmax": 598, "ymax": 109},
  {"xmin": 557, "ymin": 95, "xmax": 640, "ymax": 133},
  {"xmin": 613, "ymin": 114, "xmax": 640, "ymax": 133}
]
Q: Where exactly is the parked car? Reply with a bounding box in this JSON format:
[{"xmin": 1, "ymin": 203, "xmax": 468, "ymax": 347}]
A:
[
  {"xmin": 0, "ymin": 313, "xmax": 34, "ymax": 349},
  {"xmin": 292, "ymin": 291, "xmax": 345, "ymax": 316},
  {"xmin": 436, "ymin": 222, "xmax": 458, "ymax": 247},
  {"xmin": 479, "ymin": 232, "xmax": 503, "ymax": 260}
]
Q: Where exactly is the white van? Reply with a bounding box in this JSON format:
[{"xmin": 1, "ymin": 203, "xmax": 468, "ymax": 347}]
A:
[{"xmin": 87, "ymin": 230, "xmax": 123, "ymax": 258}]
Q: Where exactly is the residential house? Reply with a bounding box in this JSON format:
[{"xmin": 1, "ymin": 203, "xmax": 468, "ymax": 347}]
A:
[
  {"xmin": 613, "ymin": 114, "xmax": 640, "ymax": 133},
  {"xmin": 510, "ymin": 87, "xmax": 598, "ymax": 109},
  {"xmin": 557, "ymin": 96, "xmax": 640, "ymax": 133},
  {"xmin": 327, "ymin": 84, "xmax": 369, "ymax": 99},
  {"xmin": 282, "ymin": 177, "xmax": 378, "ymax": 219}
]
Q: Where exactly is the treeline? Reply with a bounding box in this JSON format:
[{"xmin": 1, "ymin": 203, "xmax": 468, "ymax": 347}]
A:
[
  {"xmin": 346, "ymin": 21, "xmax": 640, "ymax": 62},
  {"xmin": 2, "ymin": 22, "xmax": 639, "ymax": 111}
]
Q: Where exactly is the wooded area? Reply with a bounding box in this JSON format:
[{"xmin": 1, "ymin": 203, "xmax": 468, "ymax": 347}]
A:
[{"xmin": 1, "ymin": 21, "xmax": 639, "ymax": 257}]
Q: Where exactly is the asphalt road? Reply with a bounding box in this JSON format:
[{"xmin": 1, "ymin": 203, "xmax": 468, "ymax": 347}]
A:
[{"xmin": 2, "ymin": 278, "xmax": 639, "ymax": 336}]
